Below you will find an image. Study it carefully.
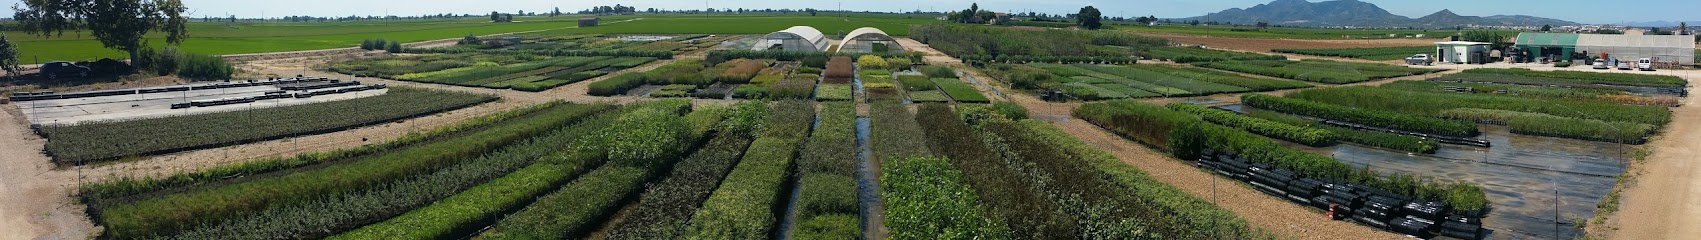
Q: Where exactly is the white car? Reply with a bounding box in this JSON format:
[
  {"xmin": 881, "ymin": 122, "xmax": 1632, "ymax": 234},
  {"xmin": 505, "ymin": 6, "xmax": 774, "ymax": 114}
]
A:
[
  {"xmin": 1637, "ymin": 58, "xmax": 1654, "ymax": 71},
  {"xmin": 1405, "ymin": 54, "xmax": 1433, "ymax": 66},
  {"xmin": 1592, "ymin": 58, "xmax": 1609, "ymax": 69}
]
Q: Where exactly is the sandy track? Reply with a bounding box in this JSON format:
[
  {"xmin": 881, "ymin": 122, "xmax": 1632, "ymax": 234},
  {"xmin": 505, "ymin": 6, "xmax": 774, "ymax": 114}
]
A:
[
  {"xmin": 1600, "ymin": 70, "xmax": 1701, "ymax": 239},
  {"xmin": 0, "ymin": 105, "xmax": 97, "ymax": 240}
]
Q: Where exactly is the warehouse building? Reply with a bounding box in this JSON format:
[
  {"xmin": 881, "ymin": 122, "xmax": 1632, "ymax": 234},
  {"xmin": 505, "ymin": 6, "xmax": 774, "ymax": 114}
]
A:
[
  {"xmin": 752, "ymin": 26, "xmax": 829, "ymax": 51},
  {"xmin": 1513, "ymin": 32, "xmax": 1695, "ymax": 66},
  {"xmin": 837, "ymin": 27, "xmax": 903, "ymax": 53}
]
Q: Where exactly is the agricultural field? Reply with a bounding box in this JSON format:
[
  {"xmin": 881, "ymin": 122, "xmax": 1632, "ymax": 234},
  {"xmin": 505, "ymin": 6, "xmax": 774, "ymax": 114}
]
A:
[
  {"xmin": 984, "ymin": 63, "xmax": 1309, "ymax": 100},
  {"xmin": 912, "ymin": 23, "xmax": 1158, "ymax": 63},
  {"xmin": 1272, "ymin": 46, "xmax": 1434, "ymax": 61},
  {"xmin": 1431, "ymin": 68, "xmax": 1688, "ymax": 94},
  {"xmin": 37, "ymin": 86, "xmax": 494, "ymax": 165},
  {"xmin": 1261, "ymin": 79, "xmax": 1673, "ymax": 143},
  {"xmin": 1195, "ymin": 59, "xmax": 1443, "ymax": 84},
  {"xmin": 1141, "ymin": 46, "xmax": 1289, "ymax": 63},
  {"xmin": 7, "ymin": 13, "xmax": 934, "ymax": 64},
  {"xmin": 326, "ymin": 33, "xmax": 718, "ymax": 91}
]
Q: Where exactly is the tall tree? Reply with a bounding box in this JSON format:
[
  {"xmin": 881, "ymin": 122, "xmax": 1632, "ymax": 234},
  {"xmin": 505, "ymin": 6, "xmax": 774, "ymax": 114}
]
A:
[
  {"xmin": 13, "ymin": 0, "xmax": 189, "ymax": 63},
  {"xmin": 1076, "ymin": 6, "xmax": 1102, "ymax": 30},
  {"xmin": 0, "ymin": 35, "xmax": 20, "ymax": 77},
  {"xmin": 1540, "ymin": 24, "xmax": 1552, "ymax": 32},
  {"xmin": 807, "ymin": 8, "xmax": 816, "ymax": 16}
]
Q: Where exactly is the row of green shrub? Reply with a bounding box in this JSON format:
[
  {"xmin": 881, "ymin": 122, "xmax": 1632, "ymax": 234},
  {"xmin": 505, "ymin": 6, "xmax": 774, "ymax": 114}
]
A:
[
  {"xmin": 882, "ymin": 156, "xmax": 1007, "ymax": 239},
  {"xmin": 1439, "ymin": 108, "xmax": 1652, "ymax": 144},
  {"xmin": 914, "ymin": 104, "xmax": 1075, "ymax": 238},
  {"xmin": 869, "ymin": 101, "xmax": 933, "ymax": 161},
  {"xmin": 683, "ymin": 100, "xmax": 815, "ymax": 239},
  {"xmin": 792, "ymin": 102, "xmax": 860, "ymax": 238},
  {"xmin": 1168, "ymin": 103, "xmax": 1335, "ymax": 147},
  {"xmin": 1285, "ymin": 86, "xmax": 1671, "ymax": 127},
  {"xmin": 325, "ymin": 105, "xmax": 653, "ymax": 239},
  {"xmin": 136, "ymin": 46, "xmax": 233, "ymax": 80},
  {"xmin": 1457, "ymin": 68, "xmax": 1686, "ymax": 87},
  {"xmin": 603, "ymin": 102, "xmax": 764, "ymax": 239},
  {"xmin": 1245, "ymin": 110, "xmax": 1438, "ymax": 154},
  {"xmin": 1074, "ymin": 100, "xmax": 1488, "ymax": 214},
  {"xmin": 478, "ymin": 100, "xmax": 701, "ymax": 239},
  {"xmin": 93, "ymin": 103, "xmax": 611, "ymax": 238},
  {"xmin": 182, "ymin": 107, "xmax": 626, "ymax": 239},
  {"xmin": 1242, "ymin": 93, "xmax": 1480, "ymax": 137},
  {"xmin": 957, "ymin": 54, "xmax": 1140, "ymax": 64},
  {"xmin": 931, "ymin": 78, "xmax": 991, "ymax": 103}
]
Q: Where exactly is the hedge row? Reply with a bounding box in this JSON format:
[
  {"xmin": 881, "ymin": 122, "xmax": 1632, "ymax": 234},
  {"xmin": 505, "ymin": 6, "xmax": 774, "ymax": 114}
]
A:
[
  {"xmin": 882, "ymin": 156, "xmax": 1007, "ymax": 239},
  {"xmin": 326, "ymin": 105, "xmax": 642, "ymax": 239},
  {"xmin": 182, "ymin": 109, "xmax": 618, "ymax": 239},
  {"xmin": 793, "ymin": 102, "xmax": 859, "ymax": 238},
  {"xmin": 1168, "ymin": 103, "xmax": 1336, "ymax": 147},
  {"xmin": 1439, "ymin": 108, "xmax": 1652, "ymax": 144},
  {"xmin": 1245, "ymin": 110, "xmax": 1438, "ymax": 154},
  {"xmin": 479, "ymin": 101, "xmax": 701, "ymax": 239},
  {"xmin": 1242, "ymin": 93, "xmax": 1480, "ymax": 137},
  {"xmin": 1195, "ymin": 59, "xmax": 1439, "ymax": 84},
  {"xmin": 588, "ymin": 72, "xmax": 650, "ymax": 96},
  {"xmin": 1285, "ymin": 86, "xmax": 1670, "ymax": 127},
  {"xmin": 1271, "ymin": 46, "xmax": 1433, "ymax": 61},
  {"xmin": 684, "ymin": 100, "xmax": 815, "ymax": 239},
  {"xmin": 869, "ymin": 101, "xmax": 933, "ymax": 161},
  {"xmin": 1018, "ymin": 120, "xmax": 1269, "ymax": 238},
  {"xmin": 94, "ymin": 103, "xmax": 611, "ymax": 239},
  {"xmin": 915, "ymin": 104, "xmax": 1075, "ymax": 238}
]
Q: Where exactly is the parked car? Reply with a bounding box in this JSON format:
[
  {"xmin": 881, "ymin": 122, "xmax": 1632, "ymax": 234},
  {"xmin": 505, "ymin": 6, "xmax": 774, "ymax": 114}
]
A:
[
  {"xmin": 1637, "ymin": 58, "xmax": 1654, "ymax": 71},
  {"xmin": 1592, "ymin": 58, "xmax": 1609, "ymax": 69},
  {"xmin": 40, "ymin": 61, "xmax": 90, "ymax": 79},
  {"xmin": 1405, "ymin": 54, "xmax": 1433, "ymax": 66}
]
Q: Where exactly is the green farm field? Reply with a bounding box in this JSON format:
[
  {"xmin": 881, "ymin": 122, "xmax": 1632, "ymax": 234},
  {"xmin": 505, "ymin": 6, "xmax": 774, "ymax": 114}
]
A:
[{"xmin": 7, "ymin": 13, "xmax": 935, "ymax": 64}]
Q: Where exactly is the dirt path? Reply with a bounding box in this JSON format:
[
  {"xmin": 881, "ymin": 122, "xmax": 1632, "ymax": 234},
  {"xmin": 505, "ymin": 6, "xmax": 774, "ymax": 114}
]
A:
[
  {"xmin": 1600, "ymin": 70, "xmax": 1701, "ymax": 239},
  {"xmin": 0, "ymin": 105, "xmax": 97, "ymax": 240}
]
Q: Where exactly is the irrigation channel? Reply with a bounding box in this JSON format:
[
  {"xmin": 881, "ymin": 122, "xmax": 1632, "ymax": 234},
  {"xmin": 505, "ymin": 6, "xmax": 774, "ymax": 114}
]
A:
[
  {"xmin": 1226, "ymin": 105, "xmax": 1624, "ymax": 239},
  {"xmin": 778, "ymin": 64, "xmax": 887, "ymax": 239}
]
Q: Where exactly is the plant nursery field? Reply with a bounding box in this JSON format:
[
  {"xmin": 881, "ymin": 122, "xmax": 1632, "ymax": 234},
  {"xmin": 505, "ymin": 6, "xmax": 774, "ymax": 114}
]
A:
[
  {"xmin": 71, "ymin": 96, "xmax": 1278, "ymax": 239},
  {"xmin": 1272, "ymin": 46, "xmax": 1433, "ymax": 61}
]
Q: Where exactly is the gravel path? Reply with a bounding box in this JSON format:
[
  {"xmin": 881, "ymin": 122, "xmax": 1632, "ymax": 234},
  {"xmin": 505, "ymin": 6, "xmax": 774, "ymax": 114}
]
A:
[{"xmin": 1598, "ymin": 70, "xmax": 1701, "ymax": 239}]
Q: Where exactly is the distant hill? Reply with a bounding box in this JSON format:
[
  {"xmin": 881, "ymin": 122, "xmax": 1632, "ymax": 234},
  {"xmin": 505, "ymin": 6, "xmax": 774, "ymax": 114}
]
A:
[{"xmin": 1182, "ymin": 0, "xmax": 1578, "ymax": 28}]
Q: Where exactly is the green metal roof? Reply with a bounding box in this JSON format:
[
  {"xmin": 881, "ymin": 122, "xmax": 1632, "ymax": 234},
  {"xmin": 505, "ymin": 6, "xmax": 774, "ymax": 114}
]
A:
[{"xmin": 1516, "ymin": 32, "xmax": 1579, "ymax": 47}]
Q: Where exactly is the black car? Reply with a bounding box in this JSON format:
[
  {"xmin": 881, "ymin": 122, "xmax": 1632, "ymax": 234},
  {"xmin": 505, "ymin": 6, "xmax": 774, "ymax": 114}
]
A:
[{"xmin": 40, "ymin": 61, "xmax": 90, "ymax": 79}]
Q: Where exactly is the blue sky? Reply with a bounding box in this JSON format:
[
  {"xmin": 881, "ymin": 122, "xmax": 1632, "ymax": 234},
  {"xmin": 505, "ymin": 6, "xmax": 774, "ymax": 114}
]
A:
[{"xmin": 2, "ymin": 0, "xmax": 1696, "ymax": 24}]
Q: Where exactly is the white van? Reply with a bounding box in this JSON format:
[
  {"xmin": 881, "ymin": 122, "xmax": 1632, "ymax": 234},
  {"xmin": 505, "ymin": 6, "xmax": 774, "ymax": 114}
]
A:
[{"xmin": 1637, "ymin": 58, "xmax": 1654, "ymax": 71}]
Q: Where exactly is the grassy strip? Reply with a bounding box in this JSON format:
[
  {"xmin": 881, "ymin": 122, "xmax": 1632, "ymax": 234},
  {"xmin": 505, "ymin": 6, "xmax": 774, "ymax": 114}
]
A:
[
  {"xmin": 816, "ymin": 84, "xmax": 854, "ymax": 101},
  {"xmin": 1078, "ymin": 64, "xmax": 1252, "ymax": 94},
  {"xmin": 881, "ymin": 156, "xmax": 1007, "ymax": 239},
  {"xmin": 793, "ymin": 102, "xmax": 859, "ymax": 238},
  {"xmin": 1168, "ymin": 103, "xmax": 1335, "ymax": 147},
  {"xmin": 931, "ymin": 78, "xmax": 990, "ymax": 103},
  {"xmin": 1246, "ymin": 110, "xmax": 1437, "ymax": 154},
  {"xmin": 1019, "ymin": 120, "xmax": 1270, "ymax": 238},
  {"xmin": 1124, "ymin": 64, "xmax": 1312, "ymax": 91},
  {"xmin": 1243, "ymin": 93, "xmax": 1480, "ymax": 137},
  {"xmin": 77, "ymin": 101, "xmax": 557, "ymax": 202},
  {"xmin": 1141, "ymin": 46, "xmax": 1288, "ymax": 63},
  {"xmin": 94, "ymin": 103, "xmax": 610, "ymax": 239},
  {"xmin": 40, "ymin": 87, "xmax": 495, "ymax": 165},
  {"xmin": 915, "ymin": 104, "xmax": 1077, "ymax": 238}
]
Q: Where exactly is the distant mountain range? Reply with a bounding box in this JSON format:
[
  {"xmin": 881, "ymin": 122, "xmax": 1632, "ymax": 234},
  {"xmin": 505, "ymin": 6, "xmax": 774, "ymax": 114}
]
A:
[{"xmin": 1180, "ymin": 0, "xmax": 1579, "ymax": 28}]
